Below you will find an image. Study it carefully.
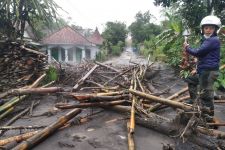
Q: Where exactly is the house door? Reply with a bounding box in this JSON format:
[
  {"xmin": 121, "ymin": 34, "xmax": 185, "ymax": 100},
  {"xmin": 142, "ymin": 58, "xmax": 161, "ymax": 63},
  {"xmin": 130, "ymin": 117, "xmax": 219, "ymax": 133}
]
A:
[
  {"xmin": 85, "ymin": 49, "xmax": 91, "ymax": 59},
  {"xmin": 51, "ymin": 48, "xmax": 59, "ymax": 61},
  {"xmin": 76, "ymin": 48, "xmax": 82, "ymax": 63}
]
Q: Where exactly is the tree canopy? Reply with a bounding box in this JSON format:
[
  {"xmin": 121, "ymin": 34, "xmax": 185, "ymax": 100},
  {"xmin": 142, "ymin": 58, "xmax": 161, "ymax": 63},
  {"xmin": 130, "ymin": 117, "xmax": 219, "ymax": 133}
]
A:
[
  {"xmin": 102, "ymin": 21, "xmax": 128, "ymax": 45},
  {"xmin": 154, "ymin": 0, "xmax": 225, "ymax": 33},
  {"xmin": 0, "ymin": 0, "xmax": 61, "ymax": 40},
  {"xmin": 128, "ymin": 11, "xmax": 162, "ymax": 44}
]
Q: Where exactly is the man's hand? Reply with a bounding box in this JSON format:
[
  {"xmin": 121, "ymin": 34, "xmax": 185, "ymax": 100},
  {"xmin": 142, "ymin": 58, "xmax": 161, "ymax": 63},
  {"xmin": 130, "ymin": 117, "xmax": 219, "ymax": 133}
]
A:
[
  {"xmin": 183, "ymin": 42, "xmax": 189, "ymax": 50},
  {"xmin": 191, "ymin": 68, "xmax": 196, "ymax": 75}
]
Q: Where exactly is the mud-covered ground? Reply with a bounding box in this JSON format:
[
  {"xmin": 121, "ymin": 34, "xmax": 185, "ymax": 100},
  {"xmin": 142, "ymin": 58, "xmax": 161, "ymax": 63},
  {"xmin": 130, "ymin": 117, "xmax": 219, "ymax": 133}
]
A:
[{"xmin": 1, "ymin": 47, "xmax": 225, "ymax": 150}]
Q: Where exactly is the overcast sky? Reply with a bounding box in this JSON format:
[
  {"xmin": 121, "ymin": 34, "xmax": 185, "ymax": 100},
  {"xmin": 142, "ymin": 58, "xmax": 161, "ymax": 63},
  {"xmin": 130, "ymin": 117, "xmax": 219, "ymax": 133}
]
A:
[{"xmin": 54, "ymin": 0, "xmax": 163, "ymax": 32}]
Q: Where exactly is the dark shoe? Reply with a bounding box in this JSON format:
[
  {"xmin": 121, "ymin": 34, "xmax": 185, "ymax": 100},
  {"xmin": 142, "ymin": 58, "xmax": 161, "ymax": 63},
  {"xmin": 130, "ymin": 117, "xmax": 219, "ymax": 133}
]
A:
[{"xmin": 203, "ymin": 114, "xmax": 214, "ymax": 123}]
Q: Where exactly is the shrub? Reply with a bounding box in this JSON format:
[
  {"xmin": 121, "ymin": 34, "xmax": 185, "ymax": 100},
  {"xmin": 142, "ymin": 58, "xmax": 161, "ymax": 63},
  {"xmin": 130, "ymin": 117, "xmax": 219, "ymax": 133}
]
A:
[
  {"xmin": 111, "ymin": 45, "xmax": 121, "ymax": 56},
  {"xmin": 45, "ymin": 66, "xmax": 58, "ymax": 83},
  {"xmin": 95, "ymin": 49, "xmax": 108, "ymax": 61}
]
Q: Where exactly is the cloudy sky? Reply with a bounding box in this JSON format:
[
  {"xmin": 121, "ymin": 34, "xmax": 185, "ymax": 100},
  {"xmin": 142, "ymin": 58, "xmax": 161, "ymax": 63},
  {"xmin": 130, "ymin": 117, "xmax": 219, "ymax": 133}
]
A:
[{"xmin": 54, "ymin": 0, "xmax": 163, "ymax": 32}]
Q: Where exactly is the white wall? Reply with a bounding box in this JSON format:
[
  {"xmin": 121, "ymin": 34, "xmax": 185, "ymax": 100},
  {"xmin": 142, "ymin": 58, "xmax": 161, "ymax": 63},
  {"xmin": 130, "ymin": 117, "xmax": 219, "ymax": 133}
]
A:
[{"xmin": 45, "ymin": 44, "xmax": 100, "ymax": 64}]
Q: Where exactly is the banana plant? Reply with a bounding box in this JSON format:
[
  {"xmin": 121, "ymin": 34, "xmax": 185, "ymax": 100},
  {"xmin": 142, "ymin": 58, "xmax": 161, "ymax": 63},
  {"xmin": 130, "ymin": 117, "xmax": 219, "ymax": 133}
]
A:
[{"xmin": 0, "ymin": 0, "xmax": 62, "ymax": 40}]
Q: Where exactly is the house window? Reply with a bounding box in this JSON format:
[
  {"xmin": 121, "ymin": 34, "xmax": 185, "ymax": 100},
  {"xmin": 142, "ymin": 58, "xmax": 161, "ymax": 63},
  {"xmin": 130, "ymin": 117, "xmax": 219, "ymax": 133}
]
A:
[{"xmin": 85, "ymin": 49, "xmax": 91, "ymax": 59}]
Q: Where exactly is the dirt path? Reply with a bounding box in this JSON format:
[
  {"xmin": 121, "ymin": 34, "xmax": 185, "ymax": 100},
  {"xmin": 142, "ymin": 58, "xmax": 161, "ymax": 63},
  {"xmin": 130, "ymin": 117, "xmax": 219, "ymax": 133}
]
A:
[
  {"xmin": 1, "ymin": 49, "xmax": 225, "ymax": 150},
  {"xmin": 104, "ymin": 47, "xmax": 148, "ymax": 65}
]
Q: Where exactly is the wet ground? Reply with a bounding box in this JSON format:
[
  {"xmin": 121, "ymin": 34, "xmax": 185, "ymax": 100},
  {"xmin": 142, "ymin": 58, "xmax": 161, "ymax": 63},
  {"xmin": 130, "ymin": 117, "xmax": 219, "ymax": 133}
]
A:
[{"xmin": 1, "ymin": 47, "xmax": 225, "ymax": 150}]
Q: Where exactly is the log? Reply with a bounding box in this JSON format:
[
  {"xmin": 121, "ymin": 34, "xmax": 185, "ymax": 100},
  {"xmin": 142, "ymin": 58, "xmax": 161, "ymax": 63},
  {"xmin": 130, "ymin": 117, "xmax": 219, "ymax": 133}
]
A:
[
  {"xmin": 149, "ymin": 87, "xmax": 188, "ymax": 112},
  {"xmin": 12, "ymin": 108, "xmax": 82, "ymax": 150},
  {"xmin": 196, "ymin": 126, "xmax": 225, "ymax": 139},
  {"xmin": 0, "ymin": 101, "xmax": 40, "ymax": 136},
  {"xmin": 67, "ymin": 91, "xmax": 127, "ymax": 101},
  {"xmin": 2, "ymin": 87, "xmax": 63, "ymax": 96},
  {"xmin": 28, "ymin": 73, "xmax": 46, "ymax": 88},
  {"xmin": 85, "ymin": 95, "xmax": 129, "ymax": 102},
  {"xmin": 214, "ymin": 100, "xmax": 225, "ymax": 103},
  {"xmin": 129, "ymin": 89, "xmax": 192, "ymax": 111},
  {"xmin": 127, "ymin": 122, "xmax": 135, "ymax": 150},
  {"xmin": 20, "ymin": 45, "xmax": 47, "ymax": 57},
  {"xmin": 136, "ymin": 115, "xmax": 225, "ymax": 149},
  {"xmin": 129, "ymin": 72, "xmax": 137, "ymax": 134},
  {"xmin": 0, "ymin": 131, "xmax": 39, "ymax": 146},
  {"xmin": 0, "ymin": 125, "xmax": 46, "ymax": 131},
  {"xmin": 0, "ymin": 73, "xmax": 46, "ymax": 115},
  {"xmin": 55, "ymin": 100, "xmax": 126, "ymax": 109},
  {"xmin": 73, "ymin": 64, "xmax": 99, "ymax": 91}
]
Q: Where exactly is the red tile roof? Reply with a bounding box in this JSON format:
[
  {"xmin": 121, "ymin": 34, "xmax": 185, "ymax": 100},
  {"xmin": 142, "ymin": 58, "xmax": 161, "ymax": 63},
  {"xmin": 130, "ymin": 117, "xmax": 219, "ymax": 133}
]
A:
[
  {"xmin": 88, "ymin": 28, "xmax": 104, "ymax": 45},
  {"xmin": 42, "ymin": 26, "xmax": 91, "ymax": 45}
]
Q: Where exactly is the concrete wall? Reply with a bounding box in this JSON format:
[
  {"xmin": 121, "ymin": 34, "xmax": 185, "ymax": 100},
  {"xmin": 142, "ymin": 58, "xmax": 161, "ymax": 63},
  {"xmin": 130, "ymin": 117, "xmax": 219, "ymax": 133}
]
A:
[{"xmin": 45, "ymin": 44, "xmax": 100, "ymax": 64}]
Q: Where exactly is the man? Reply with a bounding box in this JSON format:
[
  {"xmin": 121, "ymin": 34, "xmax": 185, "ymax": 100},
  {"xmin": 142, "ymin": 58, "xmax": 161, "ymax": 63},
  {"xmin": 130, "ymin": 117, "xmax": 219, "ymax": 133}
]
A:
[{"xmin": 184, "ymin": 15, "xmax": 221, "ymax": 122}]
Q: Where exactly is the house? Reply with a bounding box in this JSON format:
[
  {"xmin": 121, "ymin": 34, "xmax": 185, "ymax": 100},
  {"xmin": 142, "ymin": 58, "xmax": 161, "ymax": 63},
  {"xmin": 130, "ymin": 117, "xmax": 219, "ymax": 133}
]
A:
[
  {"xmin": 42, "ymin": 26, "xmax": 103, "ymax": 64},
  {"xmin": 87, "ymin": 27, "xmax": 104, "ymax": 46}
]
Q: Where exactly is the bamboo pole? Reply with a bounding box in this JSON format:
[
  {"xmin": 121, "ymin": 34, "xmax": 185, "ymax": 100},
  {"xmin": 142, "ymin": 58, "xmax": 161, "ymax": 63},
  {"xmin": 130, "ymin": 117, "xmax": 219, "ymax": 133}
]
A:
[
  {"xmin": 129, "ymin": 89, "xmax": 192, "ymax": 111},
  {"xmin": 129, "ymin": 71, "xmax": 137, "ymax": 134},
  {"xmin": 65, "ymin": 91, "xmax": 127, "ymax": 101},
  {"xmin": 149, "ymin": 87, "xmax": 188, "ymax": 112},
  {"xmin": 0, "ymin": 107, "xmax": 14, "ymax": 120},
  {"xmin": 76, "ymin": 95, "xmax": 129, "ymax": 102},
  {"xmin": 0, "ymin": 131, "xmax": 39, "ymax": 146},
  {"xmin": 55, "ymin": 100, "xmax": 126, "ymax": 109},
  {"xmin": 12, "ymin": 108, "xmax": 82, "ymax": 150},
  {"xmin": 20, "ymin": 46, "xmax": 47, "ymax": 57},
  {"xmin": 0, "ymin": 95, "xmax": 26, "ymax": 115},
  {"xmin": 5, "ymin": 87, "xmax": 63, "ymax": 96},
  {"xmin": 73, "ymin": 64, "xmax": 99, "ymax": 91},
  {"xmin": 214, "ymin": 100, "xmax": 225, "ymax": 103},
  {"xmin": 0, "ymin": 73, "xmax": 46, "ymax": 115},
  {"xmin": 0, "ymin": 125, "xmax": 46, "ymax": 131},
  {"xmin": 127, "ymin": 122, "xmax": 135, "ymax": 150},
  {"xmin": 0, "ymin": 101, "xmax": 40, "ymax": 136},
  {"xmin": 28, "ymin": 73, "xmax": 46, "ymax": 88}
]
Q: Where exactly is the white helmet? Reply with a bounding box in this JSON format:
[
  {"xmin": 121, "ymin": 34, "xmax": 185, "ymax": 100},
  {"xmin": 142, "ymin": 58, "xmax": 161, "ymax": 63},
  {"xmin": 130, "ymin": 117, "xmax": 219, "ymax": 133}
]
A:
[{"xmin": 200, "ymin": 15, "xmax": 221, "ymax": 28}]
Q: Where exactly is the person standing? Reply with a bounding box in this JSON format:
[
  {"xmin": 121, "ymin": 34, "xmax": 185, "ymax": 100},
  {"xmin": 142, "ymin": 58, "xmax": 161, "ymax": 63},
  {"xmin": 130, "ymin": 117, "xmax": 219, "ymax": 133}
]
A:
[{"xmin": 184, "ymin": 15, "xmax": 221, "ymax": 122}]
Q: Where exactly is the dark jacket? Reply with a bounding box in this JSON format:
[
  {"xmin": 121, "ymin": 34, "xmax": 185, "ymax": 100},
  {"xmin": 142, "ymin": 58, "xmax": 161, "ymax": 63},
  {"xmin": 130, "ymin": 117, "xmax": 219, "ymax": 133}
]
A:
[{"xmin": 186, "ymin": 35, "xmax": 220, "ymax": 74}]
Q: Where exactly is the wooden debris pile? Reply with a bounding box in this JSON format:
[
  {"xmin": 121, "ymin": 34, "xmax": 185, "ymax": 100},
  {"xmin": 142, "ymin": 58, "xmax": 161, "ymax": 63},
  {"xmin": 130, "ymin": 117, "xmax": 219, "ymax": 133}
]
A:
[
  {"xmin": 0, "ymin": 42, "xmax": 47, "ymax": 92},
  {"xmin": 0, "ymin": 60, "xmax": 225, "ymax": 150}
]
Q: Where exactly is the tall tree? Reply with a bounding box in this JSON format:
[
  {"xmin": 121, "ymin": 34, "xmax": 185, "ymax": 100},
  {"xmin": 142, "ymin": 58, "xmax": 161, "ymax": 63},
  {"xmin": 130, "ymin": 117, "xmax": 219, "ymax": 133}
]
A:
[
  {"xmin": 129, "ymin": 11, "xmax": 162, "ymax": 44},
  {"xmin": 102, "ymin": 21, "xmax": 128, "ymax": 45}
]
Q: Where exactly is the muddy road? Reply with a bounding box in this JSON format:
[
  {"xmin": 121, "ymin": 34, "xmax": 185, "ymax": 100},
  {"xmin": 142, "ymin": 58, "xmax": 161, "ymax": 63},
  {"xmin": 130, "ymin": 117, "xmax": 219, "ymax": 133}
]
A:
[{"xmin": 1, "ymin": 48, "xmax": 225, "ymax": 150}]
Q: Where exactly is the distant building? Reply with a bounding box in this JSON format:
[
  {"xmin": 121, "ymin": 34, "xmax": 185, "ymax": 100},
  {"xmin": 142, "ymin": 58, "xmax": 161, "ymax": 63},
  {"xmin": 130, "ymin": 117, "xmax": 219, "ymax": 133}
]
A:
[
  {"xmin": 41, "ymin": 26, "xmax": 104, "ymax": 64},
  {"xmin": 87, "ymin": 27, "xmax": 104, "ymax": 46}
]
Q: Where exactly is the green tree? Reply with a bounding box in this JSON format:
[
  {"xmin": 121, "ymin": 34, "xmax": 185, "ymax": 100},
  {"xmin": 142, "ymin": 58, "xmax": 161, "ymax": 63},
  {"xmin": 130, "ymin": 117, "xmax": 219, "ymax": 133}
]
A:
[
  {"xmin": 102, "ymin": 21, "xmax": 128, "ymax": 45},
  {"xmin": 129, "ymin": 11, "xmax": 162, "ymax": 44},
  {"xmin": 154, "ymin": 0, "xmax": 225, "ymax": 33},
  {"xmin": 0, "ymin": 0, "xmax": 61, "ymax": 40}
]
